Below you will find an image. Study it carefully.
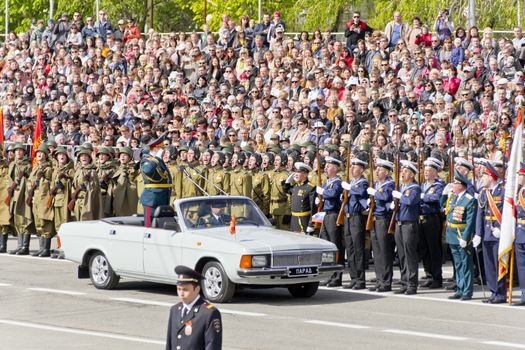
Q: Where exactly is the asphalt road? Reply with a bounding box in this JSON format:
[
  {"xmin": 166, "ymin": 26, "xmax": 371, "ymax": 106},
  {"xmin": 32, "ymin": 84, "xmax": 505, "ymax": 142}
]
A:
[{"xmin": 1, "ymin": 238, "xmax": 525, "ymax": 350}]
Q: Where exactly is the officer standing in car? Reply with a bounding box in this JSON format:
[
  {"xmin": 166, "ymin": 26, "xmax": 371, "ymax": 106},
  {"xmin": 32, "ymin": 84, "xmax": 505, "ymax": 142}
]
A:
[{"xmin": 166, "ymin": 265, "xmax": 222, "ymax": 350}]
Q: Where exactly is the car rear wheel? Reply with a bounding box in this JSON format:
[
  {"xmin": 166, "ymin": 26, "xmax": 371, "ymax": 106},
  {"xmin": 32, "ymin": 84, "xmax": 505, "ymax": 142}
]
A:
[
  {"xmin": 201, "ymin": 261, "xmax": 235, "ymax": 303},
  {"xmin": 288, "ymin": 282, "xmax": 319, "ymax": 298},
  {"xmin": 89, "ymin": 252, "xmax": 120, "ymax": 289}
]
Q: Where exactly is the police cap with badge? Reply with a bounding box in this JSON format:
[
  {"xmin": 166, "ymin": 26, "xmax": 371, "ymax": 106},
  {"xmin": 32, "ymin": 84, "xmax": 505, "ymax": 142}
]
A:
[{"xmin": 175, "ymin": 265, "xmax": 204, "ymax": 286}]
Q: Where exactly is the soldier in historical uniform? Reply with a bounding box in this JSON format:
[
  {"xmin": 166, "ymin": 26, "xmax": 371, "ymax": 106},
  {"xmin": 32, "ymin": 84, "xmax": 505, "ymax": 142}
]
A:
[
  {"xmin": 269, "ymin": 153, "xmax": 291, "ymax": 230},
  {"xmin": 283, "ymin": 162, "xmax": 315, "ymax": 233},
  {"xmin": 111, "ymin": 147, "xmax": 139, "ymax": 216},
  {"xmin": 96, "ymin": 147, "xmax": 116, "ymax": 217},
  {"xmin": 71, "ymin": 148, "xmax": 103, "ymax": 222},
  {"xmin": 367, "ymin": 157, "xmax": 395, "ymax": 292},
  {"xmin": 27, "ymin": 144, "xmax": 55, "ymax": 257},
  {"xmin": 317, "ymin": 156, "xmax": 344, "ymax": 287},
  {"xmin": 50, "ymin": 147, "xmax": 75, "ymax": 234},
  {"xmin": 419, "ymin": 157, "xmax": 446, "ymax": 289},
  {"xmin": 229, "ymin": 152, "xmax": 252, "ymax": 197},
  {"xmin": 0, "ymin": 149, "xmax": 12, "ymax": 253},
  {"xmin": 206, "ymin": 151, "xmax": 230, "ymax": 196},
  {"xmin": 446, "ymin": 171, "xmax": 477, "ymax": 301},
  {"xmin": 341, "ymin": 152, "xmax": 369, "ymax": 289},
  {"xmin": 8, "ymin": 142, "xmax": 33, "ymax": 255},
  {"xmin": 473, "ymin": 161, "xmax": 507, "ymax": 303},
  {"xmin": 392, "ymin": 160, "xmax": 422, "ymax": 295},
  {"xmin": 514, "ymin": 162, "xmax": 525, "ymax": 306},
  {"xmin": 166, "ymin": 265, "xmax": 222, "ymax": 350},
  {"xmin": 182, "ymin": 148, "xmax": 206, "ymax": 197},
  {"xmin": 248, "ymin": 153, "xmax": 270, "ymax": 216},
  {"xmin": 140, "ymin": 135, "xmax": 172, "ymax": 227}
]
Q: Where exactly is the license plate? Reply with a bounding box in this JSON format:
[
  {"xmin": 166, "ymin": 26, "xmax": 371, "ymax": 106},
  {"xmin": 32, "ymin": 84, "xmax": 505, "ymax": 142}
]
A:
[{"xmin": 288, "ymin": 266, "xmax": 318, "ymax": 277}]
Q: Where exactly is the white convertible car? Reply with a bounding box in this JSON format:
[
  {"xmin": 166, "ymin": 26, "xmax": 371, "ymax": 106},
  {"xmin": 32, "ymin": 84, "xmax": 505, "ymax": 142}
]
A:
[{"xmin": 58, "ymin": 196, "xmax": 342, "ymax": 303}]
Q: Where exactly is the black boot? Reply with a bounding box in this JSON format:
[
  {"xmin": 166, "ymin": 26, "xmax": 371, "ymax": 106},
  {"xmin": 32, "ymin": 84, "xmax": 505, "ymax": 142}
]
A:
[
  {"xmin": 31, "ymin": 237, "xmax": 45, "ymax": 256},
  {"xmin": 16, "ymin": 234, "xmax": 31, "ymax": 255},
  {"xmin": 0, "ymin": 234, "xmax": 8, "ymax": 253},
  {"xmin": 9, "ymin": 235, "xmax": 23, "ymax": 254},
  {"xmin": 38, "ymin": 238, "xmax": 51, "ymax": 257}
]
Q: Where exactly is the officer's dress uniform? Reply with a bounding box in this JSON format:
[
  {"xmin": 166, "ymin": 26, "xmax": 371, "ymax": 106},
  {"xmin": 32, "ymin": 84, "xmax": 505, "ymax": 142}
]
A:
[
  {"xmin": 446, "ymin": 187, "xmax": 477, "ymax": 298},
  {"xmin": 475, "ymin": 181, "xmax": 507, "ymax": 302},
  {"xmin": 420, "ymin": 178, "xmax": 445, "ymax": 286},
  {"xmin": 344, "ymin": 176, "xmax": 369, "ymax": 288},
  {"xmin": 140, "ymin": 155, "xmax": 172, "ymax": 227},
  {"xmin": 515, "ymin": 186, "xmax": 525, "ymax": 304},
  {"xmin": 284, "ymin": 180, "xmax": 316, "ymax": 233},
  {"xmin": 370, "ymin": 177, "xmax": 395, "ymax": 291},
  {"xmin": 319, "ymin": 176, "xmax": 344, "ymax": 284},
  {"xmin": 394, "ymin": 180, "xmax": 422, "ymax": 293}
]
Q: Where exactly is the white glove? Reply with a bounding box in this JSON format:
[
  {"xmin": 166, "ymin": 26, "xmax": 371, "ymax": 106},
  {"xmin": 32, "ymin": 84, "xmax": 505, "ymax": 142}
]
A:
[
  {"xmin": 443, "ymin": 183, "xmax": 453, "ymax": 196},
  {"xmin": 392, "ymin": 190, "xmax": 402, "ymax": 199},
  {"xmin": 367, "ymin": 187, "xmax": 376, "ymax": 196},
  {"xmin": 389, "ymin": 202, "xmax": 395, "ymax": 210},
  {"xmin": 474, "ymin": 193, "xmax": 479, "ymax": 200},
  {"xmin": 492, "ymin": 228, "xmax": 501, "ymax": 238},
  {"xmin": 459, "ymin": 238, "xmax": 467, "ymax": 248},
  {"xmin": 306, "ymin": 226, "xmax": 315, "ymax": 233},
  {"xmin": 420, "ymin": 193, "xmax": 425, "ymax": 200},
  {"xmin": 342, "ymin": 181, "xmax": 351, "ymax": 191},
  {"xmin": 316, "ymin": 186, "xmax": 324, "ymax": 195},
  {"xmin": 315, "ymin": 197, "xmax": 320, "ymax": 205},
  {"xmin": 285, "ymin": 173, "xmax": 294, "ymax": 184},
  {"xmin": 473, "ymin": 235, "xmax": 481, "ymax": 248}
]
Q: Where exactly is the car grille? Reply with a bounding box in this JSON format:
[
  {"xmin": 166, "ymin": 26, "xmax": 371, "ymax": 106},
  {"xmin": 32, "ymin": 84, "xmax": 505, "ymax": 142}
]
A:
[{"xmin": 272, "ymin": 252, "xmax": 322, "ymax": 267}]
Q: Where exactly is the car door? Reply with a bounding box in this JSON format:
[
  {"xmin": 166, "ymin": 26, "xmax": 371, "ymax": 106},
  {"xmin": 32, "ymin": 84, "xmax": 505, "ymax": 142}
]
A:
[
  {"xmin": 143, "ymin": 227, "xmax": 184, "ymax": 281},
  {"xmin": 103, "ymin": 224, "xmax": 146, "ymax": 274}
]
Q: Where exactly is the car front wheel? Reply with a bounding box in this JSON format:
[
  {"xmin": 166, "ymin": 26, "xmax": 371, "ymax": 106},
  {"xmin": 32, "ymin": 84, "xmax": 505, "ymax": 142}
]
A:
[
  {"xmin": 288, "ymin": 282, "xmax": 319, "ymax": 298},
  {"xmin": 201, "ymin": 261, "xmax": 235, "ymax": 303},
  {"xmin": 89, "ymin": 252, "xmax": 120, "ymax": 289}
]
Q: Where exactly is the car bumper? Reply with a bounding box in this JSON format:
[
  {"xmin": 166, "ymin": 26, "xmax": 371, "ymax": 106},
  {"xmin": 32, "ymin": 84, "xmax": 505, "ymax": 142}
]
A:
[{"xmin": 237, "ymin": 265, "xmax": 343, "ymax": 278}]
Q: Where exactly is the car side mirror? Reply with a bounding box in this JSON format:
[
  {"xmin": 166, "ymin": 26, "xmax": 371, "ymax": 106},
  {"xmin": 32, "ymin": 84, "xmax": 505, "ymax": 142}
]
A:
[{"xmin": 268, "ymin": 217, "xmax": 276, "ymax": 226}]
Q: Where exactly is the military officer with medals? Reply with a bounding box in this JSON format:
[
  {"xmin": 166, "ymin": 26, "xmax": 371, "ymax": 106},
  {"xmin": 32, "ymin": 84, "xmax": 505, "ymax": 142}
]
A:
[
  {"xmin": 283, "ymin": 162, "xmax": 316, "ymax": 234},
  {"xmin": 140, "ymin": 133, "xmax": 173, "ymax": 227},
  {"xmin": 419, "ymin": 157, "xmax": 446, "ymax": 289},
  {"xmin": 317, "ymin": 156, "xmax": 344, "ymax": 287},
  {"xmin": 166, "ymin": 265, "xmax": 222, "ymax": 350},
  {"xmin": 514, "ymin": 162, "xmax": 525, "ymax": 306},
  {"xmin": 446, "ymin": 171, "xmax": 477, "ymax": 301},
  {"xmin": 341, "ymin": 151, "xmax": 369, "ymax": 290},
  {"xmin": 473, "ymin": 161, "xmax": 507, "ymax": 303},
  {"xmin": 392, "ymin": 160, "xmax": 422, "ymax": 295},
  {"xmin": 368, "ymin": 157, "xmax": 395, "ymax": 292}
]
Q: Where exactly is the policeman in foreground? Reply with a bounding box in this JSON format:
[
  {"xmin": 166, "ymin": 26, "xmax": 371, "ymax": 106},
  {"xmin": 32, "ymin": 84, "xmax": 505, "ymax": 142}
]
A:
[
  {"xmin": 446, "ymin": 171, "xmax": 477, "ymax": 301},
  {"xmin": 166, "ymin": 265, "xmax": 222, "ymax": 350}
]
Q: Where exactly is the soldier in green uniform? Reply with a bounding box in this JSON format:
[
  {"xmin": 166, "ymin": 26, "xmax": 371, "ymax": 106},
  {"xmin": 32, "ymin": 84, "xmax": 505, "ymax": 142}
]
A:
[
  {"xmin": 50, "ymin": 147, "xmax": 75, "ymax": 234},
  {"xmin": 46, "ymin": 140, "xmax": 58, "ymax": 167},
  {"xmin": 446, "ymin": 171, "xmax": 477, "ymax": 301},
  {"xmin": 27, "ymin": 144, "xmax": 55, "ymax": 257},
  {"xmin": 249, "ymin": 153, "xmax": 270, "ymax": 216},
  {"xmin": 110, "ymin": 147, "xmax": 139, "ymax": 216},
  {"xmin": 96, "ymin": 147, "xmax": 116, "ymax": 217},
  {"xmin": 8, "ymin": 143, "xmax": 33, "ymax": 255},
  {"xmin": 182, "ymin": 147, "xmax": 206, "ymax": 197},
  {"xmin": 229, "ymin": 152, "xmax": 252, "ymax": 197},
  {"xmin": 207, "ymin": 151, "xmax": 230, "ymax": 196},
  {"xmin": 165, "ymin": 148, "xmax": 182, "ymax": 203},
  {"xmin": 71, "ymin": 148, "xmax": 103, "ymax": 221},
  {"xmin": 269, "ymin": 153, "xmax": 291, "ymax": 230},
  {"xmin": 0, "ymin": 149, "xmax": 12, "ymax": 253},
  {"xmin": 284, "ymin": 162, "xmax": 316, "ymax": 233}
]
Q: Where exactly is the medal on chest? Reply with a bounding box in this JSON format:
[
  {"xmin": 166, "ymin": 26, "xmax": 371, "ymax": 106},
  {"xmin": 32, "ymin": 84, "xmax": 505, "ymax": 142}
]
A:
[
  {"xmin": 185, "ymin": 320, "xmax": 192, "ymax": 336},
  {"xmin": 298, "ymin": 189, "xmax": 304, "ymax": 197}
]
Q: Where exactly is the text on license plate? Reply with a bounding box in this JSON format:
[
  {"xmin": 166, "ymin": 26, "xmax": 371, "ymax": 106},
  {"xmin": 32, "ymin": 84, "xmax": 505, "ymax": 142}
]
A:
[{"xmin": 288, "ymin": 266, "xmax": 319, "ymax": 277}]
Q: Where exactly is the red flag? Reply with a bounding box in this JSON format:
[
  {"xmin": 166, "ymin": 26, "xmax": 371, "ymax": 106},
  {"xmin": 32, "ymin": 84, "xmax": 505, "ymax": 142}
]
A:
[
  {"xmin": 32, "ymin": 107, "xmax": 43, "ymax": 167},
  {"xmin": 229, "ymin": 215, "xmax": 236, "ymax": 235},
  {"xmin": 0, "ymin": 107, "xmax": 4, "ymax": 157}
]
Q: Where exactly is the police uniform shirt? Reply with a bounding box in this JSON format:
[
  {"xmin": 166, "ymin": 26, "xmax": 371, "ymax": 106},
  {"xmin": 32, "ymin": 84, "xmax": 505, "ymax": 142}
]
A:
[
  {"xmin": 345, "ymin": 176, "xmax": 369, "ymax": 215},
  {"xmin": 396, "ymin": 180, "xmax": 422, "ymax": 222},
  {"xmin": 373, "ymin": 177, "xmax": 395, "ymax": 216},
  {"xmin": 421, "ymin": 178, "xmax": 445, "ymax": 215},
  {"xmin": 475, "ymin": 181, "xmax": 503, "ymax": 242},
  {"xmin": 322, "ymin": 176, "xmax": 343, "ymax": 212}
]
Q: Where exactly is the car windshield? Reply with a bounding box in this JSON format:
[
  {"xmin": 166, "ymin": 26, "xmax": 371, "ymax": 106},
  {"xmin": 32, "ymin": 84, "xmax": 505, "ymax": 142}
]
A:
[{"xmin": 179, "ymin": 197, "xmax": 270, "ymax": 230}]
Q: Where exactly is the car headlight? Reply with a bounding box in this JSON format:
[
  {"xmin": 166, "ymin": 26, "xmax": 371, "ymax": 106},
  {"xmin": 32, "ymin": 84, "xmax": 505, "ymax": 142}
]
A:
[
  {"xmin": 322, "ymin": 251, "xmax": 336, "ymax": 264},
  {"xmin": 251, "ymin": 255, "xmax": 268, "ymax": 267}
]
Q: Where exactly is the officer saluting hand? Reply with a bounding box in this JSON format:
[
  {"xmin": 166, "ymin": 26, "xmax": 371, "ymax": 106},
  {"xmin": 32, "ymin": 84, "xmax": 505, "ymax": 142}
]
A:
[{"xmin": 166, "ymin": 265, "xmax": 222, "ymax": 350}]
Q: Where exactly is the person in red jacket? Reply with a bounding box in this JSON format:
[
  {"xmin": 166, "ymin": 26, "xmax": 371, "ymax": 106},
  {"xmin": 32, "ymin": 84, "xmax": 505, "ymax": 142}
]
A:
[
  {"xmin": 123, "ymin": 18, "xmax": 141, "ymax": 43},
  {"xmin": 415, "ymin": 25, "xmax": 432, "ymax": 47}
]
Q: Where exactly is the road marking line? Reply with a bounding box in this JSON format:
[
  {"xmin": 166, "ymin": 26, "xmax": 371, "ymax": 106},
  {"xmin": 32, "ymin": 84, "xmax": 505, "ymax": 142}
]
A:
[
  {"xmin": 382, "ymin": 329, "xmax": 468, "ymax": 341},
  {"xmin": 0, "ymin": 283, "xmax": 11, "ymax": 287},
  {"xmin": 27, "ymin": 287, "xmax": 86, "ymax": 296},
  {"xmin": 482, "ymin": 341, "xmax": 525, "ymax": 349},
  {"xmin": 111, "ymin": 297, "xmax": 266, "ymax": 316},
  {"xmin": 0, "ymin": 319, "xmax": 165, "ymax": 345},
  {"xmin": 305, "ymin": 320, "xmax": 370, "ymax": 329},
  {"xmin": 0, "ymin": 254, "xmax": 72, "ymax": 263}
]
